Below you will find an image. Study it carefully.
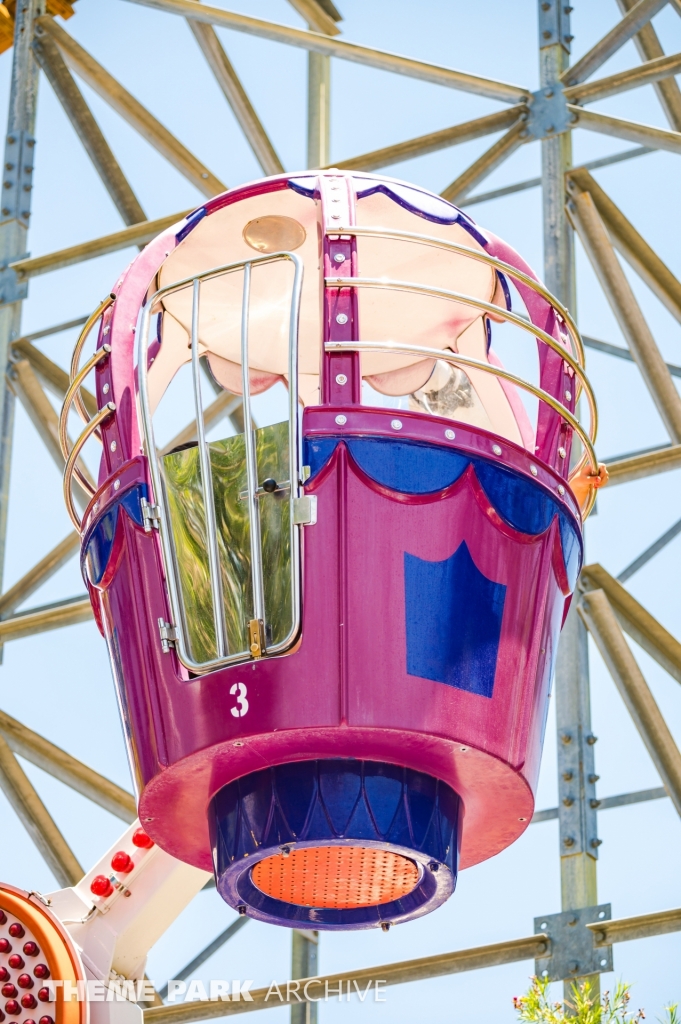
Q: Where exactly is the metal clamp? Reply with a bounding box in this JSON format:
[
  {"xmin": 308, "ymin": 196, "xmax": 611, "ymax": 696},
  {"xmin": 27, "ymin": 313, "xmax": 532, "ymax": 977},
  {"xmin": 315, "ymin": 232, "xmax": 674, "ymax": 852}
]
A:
[{"xmin": 534, "ymin": 904, "xmax": 613, "ymax": 983}]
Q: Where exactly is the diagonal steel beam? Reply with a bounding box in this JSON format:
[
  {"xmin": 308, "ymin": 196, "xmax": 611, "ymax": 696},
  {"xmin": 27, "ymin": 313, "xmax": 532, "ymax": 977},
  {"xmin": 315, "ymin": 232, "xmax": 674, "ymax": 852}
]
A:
[
  {"xmin": 566, "ymin": 187, "xmax": 681, "ymax": 443},
  {"xmin": 36, "ymin": 16, "xmax": 226, "ymax": 198},
  {"xmin": 569, "ymin": 104, "xmax": 681, "ymax": 153},
  {"xmin": 464, "ymin": 145, "xmax": 654, "ymax": 206},
  {"xmin": 617, "ymin": 0, "xmax": 681, "ymax": 132},
  {"xmin": 8, "ymin": 359, "xmax": 95, "ymax": 507},
  {"xmin": 188, "ymin": 22, "xmax": 284, "ymax": 176},
  {"xmin": 10, "ymin": 208, "xmax": 194, "ymax": 280},
  {"xmin": 120, "ymin": 0, "xmax": 529, "ymax": 104},
  {"xmin": 605, "ymin": 442, "xmax": 681, "ymax": 484},
  {"xmin": 0, "ymin": 732, "xmax": 83, "ymax": 887},
  {"xmin": 0, "ymin": 532, "xmax": 80, "ymax": 618},
  {"xmin": 286, "ymin": 0, "xmax": 340, "ymax": 35},
  {"xmin": 160, "ymin": 390, "xmax": 244, "ymax": 455},
  {"xmin": 12, "ymin": 338, "xmax": 97, "ymax": 415},
  {"xmin": 32, "ymin": 31, "xmax": 146, "ymax": 226},
  {"xmin": 561, "ymin": 0, "xmax": 669, "ymax": 87},
  {"xmin": 329, "ymin": 106, "xmax": 526, "ymax": 172},
  {"xmin": 157, "ymin": 918, "xmax": 249, "ymax": 1000},
  {"xmin": 0, "ymin": 709, "xmax": 136, "ymax": 822},
  {"xmin": 144, "ymin": 934, "xmax": 550, "ymax": 1023},
  {"xmin": 441, "ymin": 120, "xmax": 528, "ymax": 204},
  {"xmin": 141, "ymin": 904, "xmax": 681, "ymax": 1023},
  {"xmin": 0, "ymin": 595, "xmax": 93, "ymax": 642},
  {"xmin": 583, "ymin": 333, "xmax": 681, "ymax": 376},
  {"xmin": 581, "ymin": 563, "xmax": 681, "ymax": 684},
  {"xmin": 617, "ymin": 516, "xmax": 681, "ymax": 582},
  {"xmin": 565, "ymin": 103, "xmax": 679, "ymax": 152},
  {"xmin": 579, "ymin": 589, "xmax": 681, "ymax": 818},
  {"xmin": 567, "ymin": 166, "xmax": 681, "ymax": 324},
  {"xmin": 565, "ymin": 50, "xmax": 681, "ymax": 104}
]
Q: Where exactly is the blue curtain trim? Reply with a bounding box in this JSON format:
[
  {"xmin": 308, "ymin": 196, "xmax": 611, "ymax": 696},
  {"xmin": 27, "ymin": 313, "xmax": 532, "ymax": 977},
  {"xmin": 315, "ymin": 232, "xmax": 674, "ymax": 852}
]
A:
[
  {"xmin": 83, "ymin": 483, "xmax": 148, "ymax": 585},
  {"xmin": 304, "ymin": 435, "xmax": 582, "ymax": 586},
  {"xmin": 405, "ymin": 541, "xmax": 506, "ymax": 697}
]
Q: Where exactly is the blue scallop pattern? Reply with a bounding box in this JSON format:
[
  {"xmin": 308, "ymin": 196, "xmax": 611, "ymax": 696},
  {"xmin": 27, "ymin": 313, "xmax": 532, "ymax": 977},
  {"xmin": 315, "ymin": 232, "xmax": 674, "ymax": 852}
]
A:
[
  {"xmin": 210, "ymin": 760, "xmax": 460, "ymax": 928},
  {"xmin": 83, "ymin": 484, "xmax": 147, "ymax": 585},
  {"xmin": 303, "ymin": 435, "xmax": 582, "ymax": 589}
]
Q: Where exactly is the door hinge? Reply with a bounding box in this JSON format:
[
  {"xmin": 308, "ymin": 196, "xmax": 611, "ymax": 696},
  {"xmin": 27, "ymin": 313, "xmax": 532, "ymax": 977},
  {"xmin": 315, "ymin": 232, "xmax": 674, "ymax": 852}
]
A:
[
  {"xmin": 293, "ymin": 495, "xmax": 317, "ymax": 525},
  {"xmin": 141, "ymin": 497, "xmax": 161, "ymax": 532},
  {"xmin": 158, "ymin": 618, "xmax": 177, "ymax": 653}
]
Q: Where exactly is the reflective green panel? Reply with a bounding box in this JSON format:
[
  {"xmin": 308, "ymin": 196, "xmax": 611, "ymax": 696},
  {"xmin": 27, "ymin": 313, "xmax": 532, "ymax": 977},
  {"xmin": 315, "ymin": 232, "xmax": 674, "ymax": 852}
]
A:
[
  {"xmin": 161, "ymin": 443, "xmax": 218, "ymax": 664},
  {"xmin": 161, "ymin": 421, "xmax": 292, "ymax": 664}
]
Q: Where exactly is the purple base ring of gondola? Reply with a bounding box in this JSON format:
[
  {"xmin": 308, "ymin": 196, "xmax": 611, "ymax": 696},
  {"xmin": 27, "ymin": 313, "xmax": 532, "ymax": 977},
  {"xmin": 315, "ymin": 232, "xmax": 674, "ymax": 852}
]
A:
[{"xmin": 209, "ymin": 759, "xmax": 461, "ymax": 929}]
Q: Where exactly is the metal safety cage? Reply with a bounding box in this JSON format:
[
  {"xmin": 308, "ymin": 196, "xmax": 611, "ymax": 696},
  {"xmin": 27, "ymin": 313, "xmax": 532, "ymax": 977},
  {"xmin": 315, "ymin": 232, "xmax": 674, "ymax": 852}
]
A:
[
  {"xmin": 326, "ymin": 224, "xmax": 599, "ymax": 514},
  {"xmin": 137, "ymin": 251, "xmax": 304, "ymax": 674}
]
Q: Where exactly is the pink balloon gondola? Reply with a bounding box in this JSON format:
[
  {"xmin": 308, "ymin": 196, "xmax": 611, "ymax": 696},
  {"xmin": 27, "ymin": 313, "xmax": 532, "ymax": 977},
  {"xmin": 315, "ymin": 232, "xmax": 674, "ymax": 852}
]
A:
[{"xmin": 61, "ymin": 171, "xmax": 597, "ymax": 930}]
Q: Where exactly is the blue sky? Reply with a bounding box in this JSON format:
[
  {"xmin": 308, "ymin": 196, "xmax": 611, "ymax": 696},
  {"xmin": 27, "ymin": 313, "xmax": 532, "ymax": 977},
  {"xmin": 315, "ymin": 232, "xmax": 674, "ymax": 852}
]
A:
[{"xmin": 0, "ymin": 1, "xmax": 680, "ymax": 1021}]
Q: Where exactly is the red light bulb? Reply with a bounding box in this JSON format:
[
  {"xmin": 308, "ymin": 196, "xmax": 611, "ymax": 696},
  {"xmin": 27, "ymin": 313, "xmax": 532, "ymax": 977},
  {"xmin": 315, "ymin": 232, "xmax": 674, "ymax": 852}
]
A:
[
  {"xmin": 132, "ymin": 828, "xmax": 154, "ymax": 849},
  {"xmin": 33, "ymin": 967, "xmax": 49, "ymax": 981},
  {"xmin": 37, "ymin": 989, "xmax": 51, "ymax": 1004},
  {"xmin": 1, "ymin": 986, "xmax": 17, "ymax": 999},
  {"xmin": 24, "ymin": 1020, "xmax": 36, "ymax": 1024},
  {"xmin": 7, "ymin": 926, "xmax": 23, "ymax": 940},
  {"xmin": 5, "ymin": 999, "xmax": 20, "ymax": 1015},
  {"xmin": 0, "ymin": 972, "xmax": 7, "ymax": 984},
  {"xmin": 0, "ymin": 941, "xmax": 10, "ymax": 954},
  {"xmin": 22, "ymin": 943, "xmax": 39, "ymax": 958},
  {"xmin": 16, "ymin": 977, "xmax": 32, "ymax": 991},
  {"xmin": 7, "ymin": 957, "xmax": 23, "ymax": 971},
  {"xmin": 21, "ymin": 995, "xmax": 37, "ymax": 1010},
  {"xmin": 39, "ymin": 1015, "xmax": 55, "ymax": 1024},
  {"xmin": 0, "ymin": 1010, "xmax": 4, "ymax": 1022},
  {"xmin": 90, "ymin": 876, "xmax": 114, "ymax": 898},
  {"xmin": 110, "ymin": 852, "xmax": 133, "ymax": 874},
  {"xmin": 0, "ymin": 912, "xmax": 5, "ymax": 925}
]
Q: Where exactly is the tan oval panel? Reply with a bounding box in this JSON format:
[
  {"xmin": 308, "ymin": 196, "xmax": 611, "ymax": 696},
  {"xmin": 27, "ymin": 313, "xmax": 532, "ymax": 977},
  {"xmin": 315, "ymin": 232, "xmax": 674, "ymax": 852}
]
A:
[
  {"xmin": 251, "ymin": 846, "xmax": 420, "ymax": 909},
  {"xmin": 243, "ymin": 216, "xmax": 306, "ymax": 253}
]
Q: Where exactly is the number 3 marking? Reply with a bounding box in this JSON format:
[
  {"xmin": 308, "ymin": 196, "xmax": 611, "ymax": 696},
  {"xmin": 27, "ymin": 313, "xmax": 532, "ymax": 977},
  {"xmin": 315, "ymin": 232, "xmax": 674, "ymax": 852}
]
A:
[{"xmin": 230, "ymin": 682, "xmax": 249, "ymax": 718}]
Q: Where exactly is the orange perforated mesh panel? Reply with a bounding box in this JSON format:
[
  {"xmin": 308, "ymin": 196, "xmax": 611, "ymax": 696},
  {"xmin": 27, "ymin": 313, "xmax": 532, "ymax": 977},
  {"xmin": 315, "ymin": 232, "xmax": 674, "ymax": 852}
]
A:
[{"xmin": 251, "ymin": 846, "xmax": 420, "ymax": 908}]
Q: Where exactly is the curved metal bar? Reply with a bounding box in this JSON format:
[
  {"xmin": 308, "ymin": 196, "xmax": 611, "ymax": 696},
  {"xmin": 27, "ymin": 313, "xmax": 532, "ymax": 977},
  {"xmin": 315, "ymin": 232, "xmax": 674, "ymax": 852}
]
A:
[
  {"xmin": 241, "ymin": 264, "xmax": 266, "ymax": 655},
  {"xmin": 190, "ymin": 278, "xmax": 229, "ymax": 659},
  {"xmin": 324, "ymin": 274, "xmax": 598, "ymax": 448},
  {"xmin": 63, "ymin": 403, "xmax": 116, "ymax": 531},
  {"xmin": 327, "ymin": 225, "xmax": 585, "ymax": 367},
  {"xmin": 59, "ymin": 345, "xmax": 111, "ymax": 461},
  {"xmin": 325, "ymin": 340, "xmax": 598, "ymax": 518},
  {"xmin": 69, "ymin": 294, "xmax": 115, "ymax": 427}
]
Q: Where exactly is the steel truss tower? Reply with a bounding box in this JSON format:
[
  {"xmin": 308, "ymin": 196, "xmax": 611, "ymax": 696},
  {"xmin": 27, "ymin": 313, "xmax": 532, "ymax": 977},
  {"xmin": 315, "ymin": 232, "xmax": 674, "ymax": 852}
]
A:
[{"xmin": 0, "ymin": 0, "xmax": 680, "ymax": 1017}]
